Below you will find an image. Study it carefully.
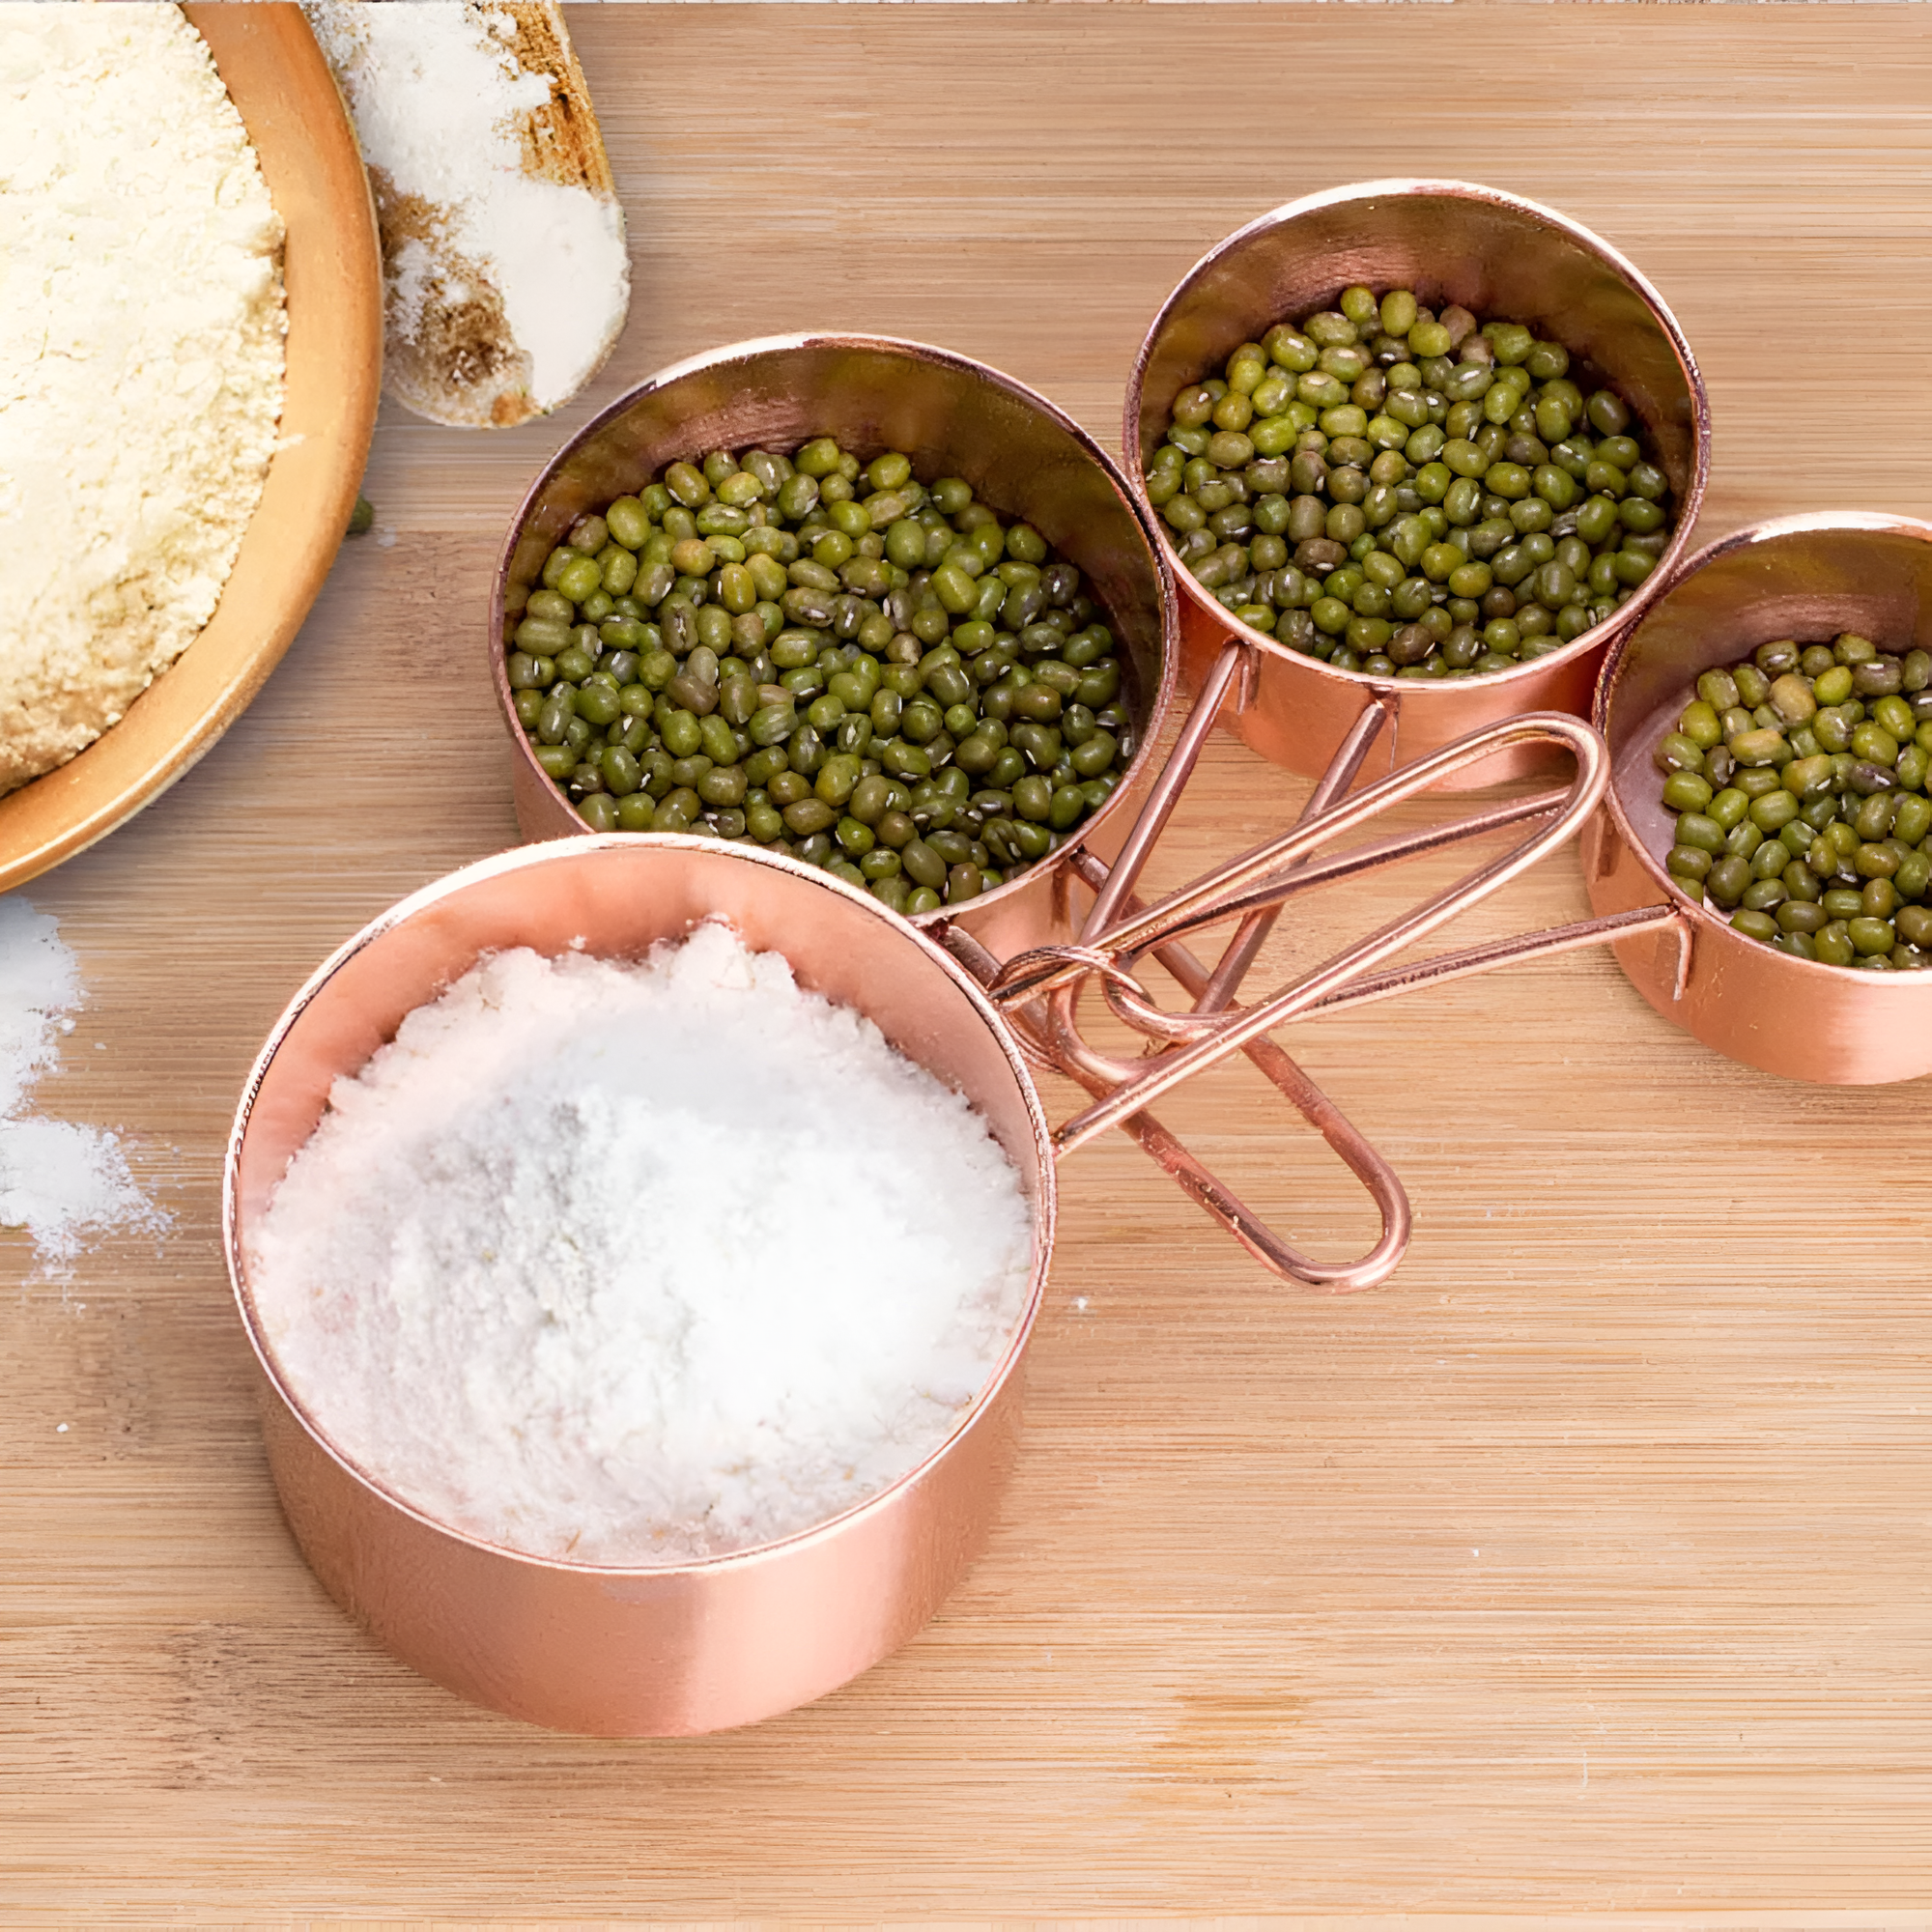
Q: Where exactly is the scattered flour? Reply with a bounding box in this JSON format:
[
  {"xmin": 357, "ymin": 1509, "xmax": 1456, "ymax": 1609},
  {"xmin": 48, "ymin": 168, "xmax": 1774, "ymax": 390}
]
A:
[
  {"xmin": 247, "ymin": 922, "xmax": 1036, "ymax": 1566},
  {"xmin": 0, "ymin": 897, "xmax": 165, "ymax": 1279},
  {"xmin": 0, "ymin": 3, "xmax": 286, "ymax": 794}
]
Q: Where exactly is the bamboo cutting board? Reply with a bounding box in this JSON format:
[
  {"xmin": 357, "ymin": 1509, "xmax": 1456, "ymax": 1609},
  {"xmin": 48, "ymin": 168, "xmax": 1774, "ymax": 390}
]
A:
[{"xmin": 5, "ymin": 3, "xmax": 1932, "ymax": 1916}]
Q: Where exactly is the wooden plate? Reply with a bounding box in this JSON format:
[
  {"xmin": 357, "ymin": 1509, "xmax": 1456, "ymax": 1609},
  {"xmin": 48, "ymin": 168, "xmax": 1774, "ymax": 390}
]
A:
[{"xmin": 0, "ymin": 2, "xmax": 383, "ymax": 895}]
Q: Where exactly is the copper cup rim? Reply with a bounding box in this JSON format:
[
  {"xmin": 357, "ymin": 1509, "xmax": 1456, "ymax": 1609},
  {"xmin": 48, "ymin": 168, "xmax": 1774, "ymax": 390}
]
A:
[
  {"xmin": 488, "ymin": 330, "xmax": 1182, "ymax": 926},
  {"xmin": 1122, "ymin": 176, "xmax": 1713, "ymax": 706},
  {"xmin": 1593, "ymin": 505, "xmax": 1932, "ymax": 1000},
  {"xmin": 222, "ymin": 833, "xmax": 1058, "ymax": 1580}
]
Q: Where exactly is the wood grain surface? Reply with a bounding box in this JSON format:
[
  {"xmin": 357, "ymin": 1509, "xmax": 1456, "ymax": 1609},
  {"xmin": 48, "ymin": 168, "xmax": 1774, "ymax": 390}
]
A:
[{"xmin": 7, "ymin": 4, "xmax": 1932, "ymax": 1917}]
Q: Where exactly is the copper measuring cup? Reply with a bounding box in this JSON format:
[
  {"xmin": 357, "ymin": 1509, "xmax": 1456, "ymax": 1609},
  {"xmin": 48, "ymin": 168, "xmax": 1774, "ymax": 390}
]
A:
[
  {"xmin": 1586, "ymin": 512, "xmax": 1932, "ymax": 1085},
  {"xmin": 492, "ymin": 333, "xmax": 1179, "ymax": 971},
  {"xmin": 488, "ymin": 332, "xmax": 1477, "ymax": 1292},
  {"xmin": 1122, "ymin": 179, "xmax": 1712, "ymax": 792},
  {"xmin": 221, "ymin": 815, "xmax": 1597, "ymax": 1736},
  {"xmin": 226, "ymin": 837, "xmax": 1053, "ymax": 1736}
]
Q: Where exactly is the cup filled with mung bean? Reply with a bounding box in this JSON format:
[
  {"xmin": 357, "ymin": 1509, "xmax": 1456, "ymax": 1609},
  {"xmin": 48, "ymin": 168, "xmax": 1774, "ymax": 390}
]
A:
[
  {"xmin": 1585, "ymin": 511, "xmax": 1932, "ymax": 1086},
  {"xmin": 1126, "ymin": 180, "xmax": 1710, "ymax": 787},
  {"xmin": 1652, "ymin": 632, "xmax": 1932, "ymax": 970},
  {"xmin": 493, "ymin": 334, "xmax": 1179, "ymax": 968}
]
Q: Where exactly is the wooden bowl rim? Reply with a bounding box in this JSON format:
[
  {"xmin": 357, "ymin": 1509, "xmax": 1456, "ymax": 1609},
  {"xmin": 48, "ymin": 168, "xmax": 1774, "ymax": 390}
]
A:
[{"xmin": 0, "ymin": 2, "xmax": 383, "ymax": 895}]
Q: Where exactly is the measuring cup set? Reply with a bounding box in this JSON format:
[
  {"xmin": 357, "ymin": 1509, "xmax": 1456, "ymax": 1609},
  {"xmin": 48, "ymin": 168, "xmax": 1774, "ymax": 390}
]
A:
[{"xmin": 227, "ymin": 180, "xmax": 1932, "ymax": 1735}]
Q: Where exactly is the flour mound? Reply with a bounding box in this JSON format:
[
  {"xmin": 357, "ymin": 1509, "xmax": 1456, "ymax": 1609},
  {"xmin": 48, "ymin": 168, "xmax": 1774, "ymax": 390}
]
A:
[
  {"xmin": 248, "ymin": 923, "xmax": 1036, "ymax": 1566},
  {"xmin": 0, "ymin": 4, "xmax": 286, "ymax": 794}
]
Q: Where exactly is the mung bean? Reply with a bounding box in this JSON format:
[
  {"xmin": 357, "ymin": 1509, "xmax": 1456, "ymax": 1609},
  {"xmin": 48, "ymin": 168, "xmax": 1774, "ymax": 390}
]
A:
[
  {"xmin": 1655, "ymin": 633, "xmax": 1932, "ymax": 969},
  {"xmin": 1159, "ymin": 287, "xmax": 1677, "ymax": 679},
  {"xmin": 510, "ymin": 440, "xmax": 1135, "ymax": 912}
]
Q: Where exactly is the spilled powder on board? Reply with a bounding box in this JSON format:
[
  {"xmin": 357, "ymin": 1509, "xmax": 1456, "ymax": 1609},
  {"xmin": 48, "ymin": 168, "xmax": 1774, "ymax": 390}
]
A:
[
  {"xmin": 0, "ymin": 896, "xmax": 166, "ymax": 1278},
  {"xmin": 247, "ymin": 921, "xmax": 1035, "ymax": 1568}
]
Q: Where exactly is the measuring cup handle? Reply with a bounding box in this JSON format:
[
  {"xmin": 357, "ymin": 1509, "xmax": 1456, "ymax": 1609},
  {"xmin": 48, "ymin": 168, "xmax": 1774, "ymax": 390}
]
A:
[
  {"xmin": 1040, "ymin": 710, "xmax": 1621, "ymax": 1164},
  {"xmin": 934, "ymin": 880, "xmax": 1414, "ymax": 1293},
  {"xmin": 1103, "ymin": 1053, "xmax": 1412, "ymax": 1293}
]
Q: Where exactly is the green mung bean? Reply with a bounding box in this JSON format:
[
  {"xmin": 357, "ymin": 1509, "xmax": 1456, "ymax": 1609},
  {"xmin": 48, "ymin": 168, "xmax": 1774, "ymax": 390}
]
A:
[
  {"xmin": 1159, "ymin": 286, "xmax": 1676, "ymax": 679},
  {"xmin": 510, "ymin": 440, "xmax": 1135, "ymax": 912},
  {"xmin": 1655, "ymin": 633, "xmax": 1932, "ymax": 970}
]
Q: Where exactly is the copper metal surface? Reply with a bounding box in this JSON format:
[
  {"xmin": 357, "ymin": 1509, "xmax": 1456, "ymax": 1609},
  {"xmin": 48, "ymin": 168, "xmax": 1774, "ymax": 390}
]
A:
[
  {"xmin": 233, "ymin": 789, "xmax": 1655, "ymax": 1735},
  {"xmin": 487, "ymin": 333, "xmax": 1415, "ymax": 1286},
  {"xmin": 230, "ymin": 820, "xmax": 1554, "ymax": 1736},
  {"xmin": 226, "ymin": 838, "xmax": 1056, "ymax": 1737},
  {"xmin": 1586, "ymin": 512, "xmax": 1932, "ymax": 1084},
  {"xmin": 1000, "ymin": 710, "xmax": 1621, "ymax": 1151},
  {"xmin": 1122, "ymin": 180, "xmax": 1712, "ymax": 788},
  {"xmin": 489, "ymin": 333, "xmax": 1179, "ymax": 969}
]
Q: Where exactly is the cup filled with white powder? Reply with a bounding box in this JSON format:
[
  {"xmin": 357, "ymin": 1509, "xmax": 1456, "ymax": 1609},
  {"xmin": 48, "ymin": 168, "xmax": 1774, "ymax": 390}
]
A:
[{"xmin": 227, "ymin": 835, "xmax": 1055, "ymax": 1736}]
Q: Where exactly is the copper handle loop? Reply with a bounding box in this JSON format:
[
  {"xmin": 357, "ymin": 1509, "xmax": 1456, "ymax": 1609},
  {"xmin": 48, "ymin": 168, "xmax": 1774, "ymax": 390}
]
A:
[
  {"xmin": 955, "ymin": 643, "xmax": 1694, "ymax": 1290},
  {"xmin": 997, "ymin": 706, "xmax": 1601, "ymax": 1014},
  {"xmin": 1061, "ymin": 847, "xmax": 1414, "ymax": 1292},
  {"xmin": 967, "ymin": 649, "xmax": 1413, "ymax": 1291},
  {"xmin": 1095, "ymin": 786, "xmax": 1581, "ymax": 1041},
  {"xmin": 1043, "ymin": 708, "xmax": 1618, "ymax": 1160},
  {"xmin": 936, "ymin": 870, "xmax": 1413, "ymax": 1293}
]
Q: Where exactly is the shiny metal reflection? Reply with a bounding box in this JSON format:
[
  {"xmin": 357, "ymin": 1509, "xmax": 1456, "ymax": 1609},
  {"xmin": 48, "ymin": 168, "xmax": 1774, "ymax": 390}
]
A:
[
  {"xmin": 227, "ymin": 837, "xmax": 1055, "ymax": 1738},
  {"xmin": 1587, "ymin": 512, "xmax": 1932, "ymax": 1084},
  {"xmin": 491, "ymin": 332, "xmax": 1177, "ymax": 968},
  {"xmin": 1124, "ymin": 179, "xmax": 1712, "ymax": 787},
  {"xmin": 488, "ymin": 333, "xmax": 1416, "ymax": 1292}
]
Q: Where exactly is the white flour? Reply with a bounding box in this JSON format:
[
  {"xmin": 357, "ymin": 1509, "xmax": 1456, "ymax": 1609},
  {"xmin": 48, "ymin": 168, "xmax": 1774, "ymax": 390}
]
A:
[
  {"xmin": 0, "ymin": 897, "xmax": 164, "ymax": 1279},
  {"xmin": 0, "ymin": 3, "xmax": 286, "ymax": 795},
  {"xmin": 303, "ymin": 1, "xmax": 629, "ymax": 415},
  {"xmin": 248, "ymin": 923, "xmax": 1035, "ymax": 1566}
]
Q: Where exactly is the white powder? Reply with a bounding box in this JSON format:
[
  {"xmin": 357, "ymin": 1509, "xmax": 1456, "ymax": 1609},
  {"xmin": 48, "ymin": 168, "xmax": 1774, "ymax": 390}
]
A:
[
  {"xmin": 248, "ymin": 923, "xmax": 1035, "ymax": 1566},
  {"xmin": 0, "ymin": 3, "xmax": 286, "ymax": 794},
  {"xmin": 303, "ymin": 1, "xmax": 629, "ymax": 421},
  {"xmin": 0, "ymin": 896, "xmax": 165, "ymax": 1278}
]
